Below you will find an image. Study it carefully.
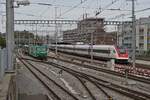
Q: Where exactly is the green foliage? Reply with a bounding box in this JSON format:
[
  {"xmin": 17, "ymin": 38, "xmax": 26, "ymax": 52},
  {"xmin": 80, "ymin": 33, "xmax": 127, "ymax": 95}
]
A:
[
  {"xmin": 14, "ymin": 30, "xmax": 35, "ymax": 45},
  {"xmin": 14, "ymin": 30, "xmax": 34, "ymax": 39},
  {"xmin": 0, "ymin": 35, "xmax": 6, "ymax": 48}
]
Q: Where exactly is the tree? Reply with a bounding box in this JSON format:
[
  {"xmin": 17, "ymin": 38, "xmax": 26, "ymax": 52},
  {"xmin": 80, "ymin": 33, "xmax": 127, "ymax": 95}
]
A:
[
  {"xmin": 14, "ymin": 30, "xmax": 35, "ymax": 45},
  {"xmin": 0, "ymin": 35, "xmax": 6, "ymax": 48}
]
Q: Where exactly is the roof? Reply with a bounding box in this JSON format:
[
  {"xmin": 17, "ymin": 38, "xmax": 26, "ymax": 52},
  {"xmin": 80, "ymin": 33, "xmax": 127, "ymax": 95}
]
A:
[{"xmin": 81, "ymin": 17, "xmax": 104, "ymax": 22}]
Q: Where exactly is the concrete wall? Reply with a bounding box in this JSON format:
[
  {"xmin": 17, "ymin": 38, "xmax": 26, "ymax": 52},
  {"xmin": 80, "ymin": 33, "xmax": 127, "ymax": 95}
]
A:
[
  {"xmin": 0, "ymin": 48, "xmax": 16, "ymax": 100},
  {"xmin": 18, "ymin": 94, "xmax": 49, "ymax": 100},
  {"xmin": 0, "ymin": 48, "xmax": 7, "ymax": 81}
]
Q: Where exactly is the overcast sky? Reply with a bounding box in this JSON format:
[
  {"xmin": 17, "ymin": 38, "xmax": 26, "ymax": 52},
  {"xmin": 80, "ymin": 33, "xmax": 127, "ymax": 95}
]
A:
[{"xmin": 0, "ymin": 0, "xmax": 150, "ymax": 33}]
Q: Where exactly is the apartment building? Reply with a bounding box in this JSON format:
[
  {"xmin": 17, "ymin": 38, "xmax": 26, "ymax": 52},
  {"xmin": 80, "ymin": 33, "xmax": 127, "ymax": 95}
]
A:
[
  {"xmin": 63, "ymin": 18, "xmax": 116, "ymax": 45},
  {"xmin": 117, "ymin": 16, "xmax": 150, "ymax": 53}
]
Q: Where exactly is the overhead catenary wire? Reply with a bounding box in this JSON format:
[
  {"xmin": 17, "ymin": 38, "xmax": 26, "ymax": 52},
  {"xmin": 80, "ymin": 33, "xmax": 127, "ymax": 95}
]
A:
[
  {"xmin": 27, "ymin": 2, "xmax": 99, "ymax": 20},
  {"xmin": 106, "ymin": 0, "xmax": 150, "ymax": 21},
  {"xmin": 2, "ymin": 1, "xmax": 146, "ymax": 20},
  {"xmin": 95, "ymin": 0, "xmax": 121, "ymax": 16},
  {"xmin": 59, "ymin": 0, "xmax": 88, "ymax": 17},
  {"xmin": 107, "ymin": 7, "xmax": 150, "ymax": 21}
]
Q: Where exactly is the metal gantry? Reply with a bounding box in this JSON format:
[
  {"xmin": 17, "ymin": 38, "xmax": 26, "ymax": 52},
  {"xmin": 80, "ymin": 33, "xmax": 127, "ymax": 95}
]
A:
[
  {"xmin": 14, "ymin": 20, "xmax": 132, "ymax": 25},
  {"xmin": 14, "ymin": 20, "xmax": 79, "ymax": 25}
]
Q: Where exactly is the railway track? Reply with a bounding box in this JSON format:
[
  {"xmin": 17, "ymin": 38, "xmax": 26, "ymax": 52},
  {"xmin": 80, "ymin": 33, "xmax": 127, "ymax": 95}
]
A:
[
  {"xmin": 48, "ymin": 60, "xmax": 150, "ymax": 99},
  {"xmin": 21, "ymin": 56, "xmax": 150, "ymax": 100},
  {"xmin": 49, "ymin": 52, "xmax": 107, "ymax": 66},
  {"xmin": 136, "ymin": 63, "xmax": 150, "ymax": 70},
  {"xmin": 63, "ymin": 67, "xmax": 112, "ymax": 100},
  {"xmin": 18, "ymin": 57, "xmax": 79, "ymax": 100},
  {"xmin": 115, "ymin": 63, "xmax": 150, "ymax": 77},
  {"xmin": 47, "ymin": 62, "xmax": 150, "ymax": 100},
  {"xmin": 47, "ymin": 55, "xmax": 150, "ymax": 84},
  {"xmin": 45, "ymin": 61, "xmax": 150, "ymax": 100},
  {"xmin": 56, "ymin": 65, "xmax": 113, "ymax": 100},
  {"xmin": 19, "ymin": 58, "xmax": 61, "ymax": 100},
  {"xmin": 21, "ymin": 57, "xmax": 113, "ymax": 100},
  {"xmin": 52, "ymin": 52, "xmax": 150, "ymax": 77},
  {"xmin": 72, "ymin": 74, "xmax": 113, "ymax": 100}
]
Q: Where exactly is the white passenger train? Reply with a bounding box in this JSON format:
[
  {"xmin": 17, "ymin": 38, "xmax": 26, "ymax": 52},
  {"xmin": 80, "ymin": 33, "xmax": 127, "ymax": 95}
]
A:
[{"xmin": 49, "ymin": 44, "xmax": 129, "ymax": 63}]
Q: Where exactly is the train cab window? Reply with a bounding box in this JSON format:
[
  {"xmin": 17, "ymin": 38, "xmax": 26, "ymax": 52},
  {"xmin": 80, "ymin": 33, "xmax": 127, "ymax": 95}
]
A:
[
  {"xmin": 41, "ymin": 48, "xmax": 46, "ymax": 51},
  {"xmin": 119, "ymin": 49, "xmax": 126, "ymax": 54}
]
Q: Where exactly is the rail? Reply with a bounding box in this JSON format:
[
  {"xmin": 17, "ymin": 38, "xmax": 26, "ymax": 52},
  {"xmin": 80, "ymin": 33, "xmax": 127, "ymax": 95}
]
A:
[
  {"xmin": 47, "ymin": 55, "xmax": 150, "ymax": 84},
  {"xmin": 22, "ymin": 57, "xmax": 150, "ymax": 100},
  {"xmin": 18, "ymin": 57, "xmax": 79, "ymax": 100}
]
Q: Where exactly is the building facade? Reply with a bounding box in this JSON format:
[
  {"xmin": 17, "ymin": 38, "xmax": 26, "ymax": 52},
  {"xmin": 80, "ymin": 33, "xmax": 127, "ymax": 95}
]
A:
[
  {"xmin": 117, "ymin": 17, "xmax": 150, "ymax": 54},
  {"xmin": 14, "ymin": 31, "xmax": 35, "ymax": 45},
  {"xmin": 63, "ymin": 18, "xmax": 116, "ymax": 45}
]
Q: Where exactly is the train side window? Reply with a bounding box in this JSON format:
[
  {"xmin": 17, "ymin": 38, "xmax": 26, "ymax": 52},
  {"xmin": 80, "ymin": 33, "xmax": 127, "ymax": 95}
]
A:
[{"xmin": 93, "ymin": 49, "xmax": 110, "ymax": 54}]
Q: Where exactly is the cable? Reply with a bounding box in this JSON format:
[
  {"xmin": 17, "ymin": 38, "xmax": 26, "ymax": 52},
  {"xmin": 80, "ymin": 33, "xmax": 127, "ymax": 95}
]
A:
[
  {"xmin": 105, "ymin": 0, "xmax": 130, "ymax": 20},
  {"xmin": 59, "ymin": 0, "xmax": 88, "ymax": 17},
  {"xmin": 95, "ymin": 0, "xmax": 121, "ymax": 16},
  {"xmin": 107, "ymin": 7, "xmax": 150, "ymax": 21}
]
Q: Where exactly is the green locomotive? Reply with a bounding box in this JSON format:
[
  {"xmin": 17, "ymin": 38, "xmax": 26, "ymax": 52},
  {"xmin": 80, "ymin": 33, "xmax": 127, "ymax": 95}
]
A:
[{"xmin": 28, "ymin": 45, "xmax": 48, "ymax": 59}]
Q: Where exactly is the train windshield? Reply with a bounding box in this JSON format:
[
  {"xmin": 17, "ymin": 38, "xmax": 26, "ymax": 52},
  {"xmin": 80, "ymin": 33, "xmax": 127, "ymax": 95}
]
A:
[
  {"xmin": 37, "ymin": 47, "xmax": 46, "ymax": 51},
  {"xmin": 119, "ymin": 49, "xmax": 126, "ymax": 54},
  {"xmin": 41, "ymin": 48, "xmax": 46, "ymax": 51}
]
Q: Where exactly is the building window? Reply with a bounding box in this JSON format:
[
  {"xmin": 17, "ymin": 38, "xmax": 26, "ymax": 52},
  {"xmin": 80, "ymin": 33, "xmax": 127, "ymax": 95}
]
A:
[
  {"xmin": 139, "ymin": 36, "xmax": 144, "ymax": 40},
  {"xmin": 148, "ymin": 40, "xmax": 150, "ymax": 43},
  {"xmin": 139, "ymin": 28, "xmax": 144, "ymax": 33},
  {"xmin": 139, "ymin": 43, "xmax": 144, "ymax": 49},
  {"xmin": 148, "ymin": 44, "xmax": 150, "ymax": 49},
  {"xmin": 129, "ymin": 30, "xmax": 132, "ymax": 33},
  {"xmin": 148, "ymin": 28, "xmax": 150, "ymax": 32}
]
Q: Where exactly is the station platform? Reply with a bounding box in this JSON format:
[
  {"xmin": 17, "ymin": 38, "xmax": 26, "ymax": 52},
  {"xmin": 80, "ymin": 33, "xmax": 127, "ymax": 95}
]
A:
[{"xmin": 136, "ymin": 60, "xmax": 150, "ymax": 66}]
